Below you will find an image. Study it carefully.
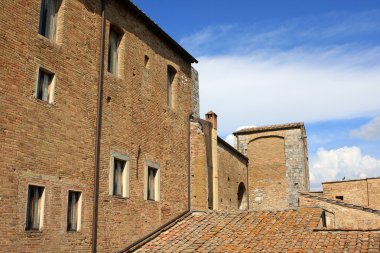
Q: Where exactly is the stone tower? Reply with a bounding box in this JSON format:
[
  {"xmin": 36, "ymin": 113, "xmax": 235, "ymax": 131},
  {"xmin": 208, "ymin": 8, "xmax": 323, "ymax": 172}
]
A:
[{"xmin": 234, "ymin": 123, "xmax": 309, "ymax": 210}]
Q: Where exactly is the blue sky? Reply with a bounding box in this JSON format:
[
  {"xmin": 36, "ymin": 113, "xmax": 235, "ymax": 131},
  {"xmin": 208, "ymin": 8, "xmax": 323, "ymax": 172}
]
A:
[{"xmin": 132, "ymin": 0, "xmax": 380, "ymax": 190}]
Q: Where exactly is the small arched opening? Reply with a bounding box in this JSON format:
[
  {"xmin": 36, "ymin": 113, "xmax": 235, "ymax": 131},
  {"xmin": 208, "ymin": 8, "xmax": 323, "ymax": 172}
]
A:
[{"xmin": 237, "ymin": 182, "xmax": 247, "ymax": 210}]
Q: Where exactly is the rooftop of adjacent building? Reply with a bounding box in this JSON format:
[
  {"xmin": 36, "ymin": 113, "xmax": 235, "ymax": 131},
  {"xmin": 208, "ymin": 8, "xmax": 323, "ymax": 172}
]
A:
[
  {"xmin": 233, "ymin": 122, "xmax": 305, "ymax": 135},
  {"xmin": 127, "ymin": 208, "xmax": 380, "ymax": 252},
  {"xmin": 322, "ymin": 176, "xmax": 380, "ymax": 184},
  {"xmin": 300, "ymin": 192, "xmax": 380, "ymax": 215}
]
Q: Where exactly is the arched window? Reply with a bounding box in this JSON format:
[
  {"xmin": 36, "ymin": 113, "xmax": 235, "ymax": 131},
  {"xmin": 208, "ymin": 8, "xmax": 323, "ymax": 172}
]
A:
[{"xmin": 237, "ymin": 182, "xmax": 247, "ymax": 210}]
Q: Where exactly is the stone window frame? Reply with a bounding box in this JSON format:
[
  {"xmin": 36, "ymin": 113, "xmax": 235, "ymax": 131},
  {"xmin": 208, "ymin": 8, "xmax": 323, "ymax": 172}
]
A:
[
  {"xmin": 35, "ymin": 67, "xmax": 56, "ymax": 104},
  {"xmin": 109, "ymin": 152, "xmax": 130, "ymax": 198},
  {"xmin": 25, "ymin": 184, "xmax": 46, "ymax": 232},
  {"xmin": 144, "ymin": 161, "xmax": 160, "ymax": 202},
  {"xmin": 66, "ymin": 190, "xmax": 82, "ymax": 232}
]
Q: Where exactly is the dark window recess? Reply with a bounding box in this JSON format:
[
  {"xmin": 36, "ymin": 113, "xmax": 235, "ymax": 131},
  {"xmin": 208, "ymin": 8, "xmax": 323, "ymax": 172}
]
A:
[
  {"xmin": 26, "ymin": 185, "xmax": 44, "ymax": 230},
  {"xmin": 36, "ymin": 69, "xmax": 54, "ymax": 102},
  {"xmin": 147, "ymin": 167, "xmax": 157, "ymax": 200},
  {"xmin": 321, "ymin": 211, "xmax": 327, "ymax": 227},
  {"xmin": 167, "ymin": 66, "xmax": 176, "ymax": 108},
  {"xmin": 336, "ymin": 196, "xmax": 344, "ymax": 201},
  {"xmin": 39, "ymin": 0, "xmax": 59, "ymax": 40},
  {"xmin": 113, "ymin": 158, "xmax": 126, "ymax": 196},
  {"xmin": 67, "ymin": 191, "xmax": 81, "ymax": 231},
  {"xmin": 107, "ymin": 27, "xmax": 121, "ymax": 75}
]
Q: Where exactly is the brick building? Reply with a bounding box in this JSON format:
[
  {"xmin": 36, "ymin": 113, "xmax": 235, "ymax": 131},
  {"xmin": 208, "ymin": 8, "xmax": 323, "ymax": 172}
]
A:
[
  {"xmin": 1, "ymin": 0, "xmax": 379, "ymax": 252},
  {"xmin": 190, "ymin": 112, "xmax": 249, "ymax": 211},
  {"xmin": 300, "ymin": 177, "xmax": 380, "ymax": 230},
  {"xmin": 0, "ymin": 0, "xmax": 197, "ymax": 252}
]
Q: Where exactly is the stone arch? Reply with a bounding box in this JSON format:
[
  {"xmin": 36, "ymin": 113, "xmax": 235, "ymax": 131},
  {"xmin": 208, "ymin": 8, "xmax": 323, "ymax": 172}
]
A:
[
  {"xmin": 237, "ymin": 182, "xmax": 247, "ymax": 210},
  {"xmin": 248, "ymin": 135, "xmax": 284, "ymax": 145}
]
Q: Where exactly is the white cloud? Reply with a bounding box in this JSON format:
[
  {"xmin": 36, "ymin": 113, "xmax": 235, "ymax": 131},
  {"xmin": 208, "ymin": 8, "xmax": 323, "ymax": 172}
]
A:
[
  {"xmin": 350, "ymin": 116, "xmax": 380, "ymax": 141},
  {"xmin": 183, "ymin": 10, "xmax": 380, "ymax": 136},
  {"xmin": 310, "ymin": 146, "xmax": 380, "ymax": 190},
  {"xmin": 197, "ymin": 50, "xmax": 380, "ymax": 135}
]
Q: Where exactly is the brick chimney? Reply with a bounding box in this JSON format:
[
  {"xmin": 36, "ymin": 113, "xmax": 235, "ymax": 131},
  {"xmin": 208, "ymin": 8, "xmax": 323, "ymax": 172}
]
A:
[{"xmin": 205, "ymin": 111, "xmax": 217, "ymax": 130}]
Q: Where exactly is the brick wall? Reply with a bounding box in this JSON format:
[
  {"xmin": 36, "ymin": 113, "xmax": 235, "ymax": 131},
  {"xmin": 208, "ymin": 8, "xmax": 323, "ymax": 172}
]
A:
[
  {"xmin": 236, "ymin": 126, "xmax": 309, "ymax": 210},
  {"xmin": 0, "ymin": 0, "xmax": 194, "ymax": 252},
  {"xmin": 322, "ymin": 178, "xmax": 380, "ymax": 210},
  {"xmin": 190, "ymin": 122, "xmax": 209, "ymax": 210},
  {"xmin": 217, "ymin": 139, "xmax": 248, "ymax": 210},
  {"xmin": 300, "ymin": 196, "xmax": 380, "ymax": 230},
  {"xmin": 368, "ymin": 178, "xmax": 380, "ymax": 209}
]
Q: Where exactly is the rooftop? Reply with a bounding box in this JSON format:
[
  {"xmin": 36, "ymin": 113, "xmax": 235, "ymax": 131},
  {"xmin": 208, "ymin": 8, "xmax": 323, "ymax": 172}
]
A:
[
  {"xmin": 234, "ymin": 122, "xmax": 305, "ymax": 135},
  {"xmin": 123, "ymin": 0, "xmax": 197, "ymax": 63},
  {"xmin": 131, "ymin": 208, "xmax": 380, "ymax": 252},
  {"xmin": 322, "ymin": 176, "xmax": 380, "ymax": 184}
]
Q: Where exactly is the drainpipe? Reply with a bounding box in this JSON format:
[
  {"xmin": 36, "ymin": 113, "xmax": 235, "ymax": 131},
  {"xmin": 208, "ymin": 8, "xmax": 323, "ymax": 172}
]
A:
[
  {"xmin": 92, "ymin": 1, "xmax": 105, "ymax": 252},
  {"xmin": 188, "ymin": 112, "xmax": 194, "ymax": 209}
]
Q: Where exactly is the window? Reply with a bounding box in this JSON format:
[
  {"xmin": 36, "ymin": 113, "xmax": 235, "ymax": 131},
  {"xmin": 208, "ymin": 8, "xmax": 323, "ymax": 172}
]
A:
[
  {"xmin": 109, "ymin": 153, "xmax": 130, "ymax": 198},
  {"xmin": 144, "ymin": 162, "xmax": 160, "ymax": 201},
  {"xmin": 39, "ymin": 0, "xmax": 59, "ymax": 40},
  {"xmin": 36, "ymin": 69, "xmax": 54, "ymax": 103},
  {"xmin": 26, "ymin": 185, "xmax": 45, "ymax": 231},
  {"xmin": 336, "ymin": 196, "xmax": 343, "ymax": 201},
  {"xmin": 108, "ymin": 26, "xmax": 122, "ymax": 75},
  {"xmin": 167, "ymin": 66, "xmax": 176, "ymax": 108},
  {"xmin": 67, "ymin": 191, "xmax": 81, "ymax": 231}
]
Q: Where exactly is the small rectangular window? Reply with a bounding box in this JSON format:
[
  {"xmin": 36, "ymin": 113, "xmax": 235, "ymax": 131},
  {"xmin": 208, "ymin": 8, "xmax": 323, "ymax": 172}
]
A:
[
  {"xmin": 109, "ymin": 153, "xmax": 130, "ymax": 198},
  {"xmin": 167, "ymin": 66, "xmax": 176, "ymax": 108},
  {"xmin": 26, "ymin": 185, "xmax": 44, "ymax": 231},
  {"xmin": 36, "ymin": 69, "xmax": 54, "ymax": 103},
  {"xmin": 113, "ymin": 158, "xmax": 126, "ymax": 196},
  {"xmin": 147, "ymin": 167, "xmax": 158, "ymax": 201},
  {"xmin": 39, "ymin": 0, "xmax": 59, "ymax": 40},
  {"xmin": 67, "ymin": 191, "xmax": 81, "ymax": 231},
  {"xmin": 336, "ymin": 196, "xmax": 343, "ymax": 201},
  {"xmin": 108, "ymin": 26, "xmax": 121, "ymax": 75}
]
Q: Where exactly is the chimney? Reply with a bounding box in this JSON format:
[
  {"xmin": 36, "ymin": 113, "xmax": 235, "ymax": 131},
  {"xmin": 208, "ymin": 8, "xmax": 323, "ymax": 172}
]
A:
[{"xmin": 205, "ymin": 111, "xmax": 217, "ymax": 130}]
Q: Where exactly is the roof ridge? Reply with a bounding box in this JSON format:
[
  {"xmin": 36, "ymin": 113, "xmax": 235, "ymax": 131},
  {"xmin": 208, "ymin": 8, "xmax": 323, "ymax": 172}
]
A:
[
  {"xmin": 233, "ymin": 122, "xmax": 305, "ymax": 135},
  {"xmin": 300, "ymin": 192, "xmax": 380, "ymax": 215}
]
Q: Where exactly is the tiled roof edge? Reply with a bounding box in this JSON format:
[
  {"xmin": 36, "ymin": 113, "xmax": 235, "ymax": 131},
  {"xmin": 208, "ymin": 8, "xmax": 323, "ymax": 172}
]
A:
[
  {"xmin": 121, "ymin": 1, "xmax": 198, "ymax": 63},
  {"xmin": 234, "ymin": 122, "xmax": 304, "ymax": 135},
  {"xmin": 119, "ymin": 210, "xmax": 192, "ymax": 252},
  {"xmin": 300, "ymin": 192, "xmax": 380, "ymax": 215}
]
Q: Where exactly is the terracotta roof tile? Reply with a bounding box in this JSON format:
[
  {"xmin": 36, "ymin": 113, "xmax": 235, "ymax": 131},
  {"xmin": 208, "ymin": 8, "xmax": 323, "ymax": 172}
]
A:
[{"xmin": 133, "ymin": 208, "xmax": 380, "ymax": 252}]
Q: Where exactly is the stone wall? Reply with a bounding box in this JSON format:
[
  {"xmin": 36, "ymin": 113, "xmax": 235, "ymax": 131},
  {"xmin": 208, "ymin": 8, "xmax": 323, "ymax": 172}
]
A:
[
  {"xmin": 0, "ymin": 0, "xmax": 194, "ymax": 252},
  {"xmin": 191, "ymin": 67, "xmax": 200, "ymax": 118},
  {"xmin": 300, "ymin": 195, "xmax": 380, "ymax": 230},
  {"xmin": 235, "ymin": 125, "xmax": 309, "ymax": 210}
]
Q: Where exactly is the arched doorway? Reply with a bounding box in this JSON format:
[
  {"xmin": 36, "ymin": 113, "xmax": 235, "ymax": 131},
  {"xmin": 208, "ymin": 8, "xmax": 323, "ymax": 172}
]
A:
[{"xmin": 237, "ymin": 182, "xmax": 247, "ymax": 210}]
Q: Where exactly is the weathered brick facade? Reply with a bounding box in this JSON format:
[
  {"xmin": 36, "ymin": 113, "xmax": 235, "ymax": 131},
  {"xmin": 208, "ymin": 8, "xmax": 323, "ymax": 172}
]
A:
[
  {"xmin": 234, "ymin": 123, "xmax": 310, "ymax": 210},
  {"xmin": 217, "ymin": 138, "xmax": 248, "ymax": 210},
  {"xmin": 322, "ymin": 177, "xmax": 380, "ymax": 209},
  {"xmin": 190, "ymin": 115, "xmax": 249, "ymax": 211},
  {"xmin": 300, "ymin": 194, "xmax": 380, "ymax": 230},
  {"xmin": 0, "ymin": 0, "xmax": 196, "ymax": 252}
]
